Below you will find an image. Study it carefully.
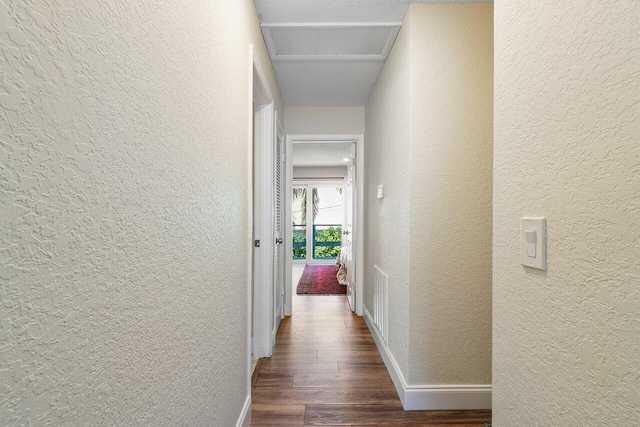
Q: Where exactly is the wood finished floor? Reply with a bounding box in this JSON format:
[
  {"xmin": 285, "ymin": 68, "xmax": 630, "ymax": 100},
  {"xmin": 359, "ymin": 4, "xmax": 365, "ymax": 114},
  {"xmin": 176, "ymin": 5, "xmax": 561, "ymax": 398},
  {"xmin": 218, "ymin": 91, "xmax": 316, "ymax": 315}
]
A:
[{"xmin": 251, "ymin": 267, "xmax": 492, "ymax": 426}]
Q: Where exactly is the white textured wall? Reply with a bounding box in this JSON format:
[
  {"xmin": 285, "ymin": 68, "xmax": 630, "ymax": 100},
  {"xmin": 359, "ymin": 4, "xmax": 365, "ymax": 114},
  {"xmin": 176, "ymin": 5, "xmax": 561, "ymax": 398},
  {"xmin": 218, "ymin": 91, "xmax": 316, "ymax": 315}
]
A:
[
  {"xmin": 364, "ymin": 11, "xmax": 412, "ymax": 380},
  {"xmin": 364, "ymin": 3, "xmax": 493, "ymax": 387},
  {"xmin": 0, "ymin": 0, "xmax": 282, "ymax": 425},
  {"xmin": 494, "ymin": 1, "xmax": 640, "ymax": 425},
  {"xmin": 285, "ymin": 107, "xmax": 365, "ymax": 135},
  {"xmin": 408, "ymin": 3, "xmax": 493, "ymax": 385}
]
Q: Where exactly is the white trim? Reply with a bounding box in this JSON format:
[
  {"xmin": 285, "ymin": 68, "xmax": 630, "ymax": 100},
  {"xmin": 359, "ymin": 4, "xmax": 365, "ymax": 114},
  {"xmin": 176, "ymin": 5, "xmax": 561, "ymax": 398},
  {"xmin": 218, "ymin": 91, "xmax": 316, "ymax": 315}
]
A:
[
  {"xmin": 363, "ymin": 306, "xmax": 406, "ymax": 405},
  {"xmin": 246, "ymin": 45, "xmax": 254, "ymax": 398},
  {"xmin": 363, "ymin": 307, "xmax": 492, "ymax": 411},
  {"xmin": 261, "ymin": 23, "xmax": 401, "ymax": 62},
  {"xmin": 285, "ymin": 134, "xmax": 364, "ymax": 316},
  {"xmin": 254, "ymin": 102, "xmax": 275, "ymax": 359},
  {"xmin": 250, "ymin": 45, "xmax": 276, "ymax": 361},
  {"xmin": 235, "ymin": 395, "xmax": 251, "ymax": 427},
  {"xmin": 293, "ymin": 179, "xmax": 344, "ymax": 186},
  {"xmin": 284, "ymin": 131, "xmax": 294, "ymax": 316},
  {"xmin": 271, "ymin": 325, "xmax": 278, "ymax": 349},
  {"xmin": 305, "ymin": 182, "xmax": 312, "ymax": 262},
  {"xmin": 272, "ymin": 110, "xmax": 285, "ymax": 340},
  {"xmin": 404, "ymin": 385, "xmax": 492, "ymax": 412},
  {"xmin": 355, "ymin": 136, "xmax": 364, "ymax": 316}
]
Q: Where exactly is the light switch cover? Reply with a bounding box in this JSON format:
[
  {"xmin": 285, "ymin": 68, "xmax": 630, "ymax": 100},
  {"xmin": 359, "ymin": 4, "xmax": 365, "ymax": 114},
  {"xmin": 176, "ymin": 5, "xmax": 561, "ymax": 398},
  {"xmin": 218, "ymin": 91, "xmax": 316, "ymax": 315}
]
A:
[{"xmin": 521, "ymin": 217, "xmax": 546, "ymax": 270}]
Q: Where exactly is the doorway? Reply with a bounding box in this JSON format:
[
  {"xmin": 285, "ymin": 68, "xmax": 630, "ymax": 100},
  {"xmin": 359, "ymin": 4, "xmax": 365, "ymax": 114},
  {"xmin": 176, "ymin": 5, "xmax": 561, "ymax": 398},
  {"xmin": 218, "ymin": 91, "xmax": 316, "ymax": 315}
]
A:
[
  {"xmin": 249, "ymin": 45, "xmax": 281, "ymax": 371},
  {"xmin": 284, "ymin": 135, "xmax": 364, "ymax": 316}
]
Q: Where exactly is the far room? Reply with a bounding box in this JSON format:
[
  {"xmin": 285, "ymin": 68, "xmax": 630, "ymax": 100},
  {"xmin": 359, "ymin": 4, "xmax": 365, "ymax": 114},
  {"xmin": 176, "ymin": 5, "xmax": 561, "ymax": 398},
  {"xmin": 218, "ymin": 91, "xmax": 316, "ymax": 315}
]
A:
[{"xmin": 291, "ymin": 141, "xmax": 356, "ymax": 304}]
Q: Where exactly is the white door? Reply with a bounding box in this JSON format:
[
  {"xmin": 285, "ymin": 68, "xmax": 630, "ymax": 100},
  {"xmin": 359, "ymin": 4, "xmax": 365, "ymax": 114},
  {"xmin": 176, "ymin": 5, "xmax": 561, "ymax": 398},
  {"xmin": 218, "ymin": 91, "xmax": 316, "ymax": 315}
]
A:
[
  {"xmin": 344, "ymin": 144, "xmax": 356, "ymax": 310},
  {"xmin": 273, "ymin": 128, "xmax": 284, "ymax": 331}
]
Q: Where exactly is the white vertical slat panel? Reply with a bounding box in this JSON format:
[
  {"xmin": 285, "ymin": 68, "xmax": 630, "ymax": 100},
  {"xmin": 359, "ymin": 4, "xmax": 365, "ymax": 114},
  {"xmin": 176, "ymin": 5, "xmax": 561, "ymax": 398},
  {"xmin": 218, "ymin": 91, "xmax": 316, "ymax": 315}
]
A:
[{"xmin": 373, "ymin": 265, "xmax": 388, "ymax": 344}]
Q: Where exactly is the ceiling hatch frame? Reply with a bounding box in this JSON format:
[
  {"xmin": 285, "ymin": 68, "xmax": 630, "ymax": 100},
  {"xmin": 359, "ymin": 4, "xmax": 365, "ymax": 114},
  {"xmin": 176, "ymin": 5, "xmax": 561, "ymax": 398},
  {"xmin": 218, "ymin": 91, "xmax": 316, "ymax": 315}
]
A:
[{"xmin": 261, "ymin": 23, "xmax": 401, "ymax": 62}]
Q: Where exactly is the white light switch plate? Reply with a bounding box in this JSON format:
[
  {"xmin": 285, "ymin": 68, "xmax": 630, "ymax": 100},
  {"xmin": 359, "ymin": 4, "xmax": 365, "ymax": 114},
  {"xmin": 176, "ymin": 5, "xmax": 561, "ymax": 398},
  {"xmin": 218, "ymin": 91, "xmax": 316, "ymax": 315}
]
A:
[
  {"xmin": 377, "ymin": 185, "xmax": 384, "ymax": 199},
  {"xmin": 521, "ymin": 217, "xmax": 546, "ymax": 270}
]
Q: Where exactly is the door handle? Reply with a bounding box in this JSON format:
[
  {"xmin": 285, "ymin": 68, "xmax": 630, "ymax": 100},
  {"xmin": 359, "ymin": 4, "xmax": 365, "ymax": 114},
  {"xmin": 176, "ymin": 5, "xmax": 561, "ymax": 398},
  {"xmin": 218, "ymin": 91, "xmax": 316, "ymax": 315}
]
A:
[
  {"xmin": 342, "ymin": 231, "xmax": 350, "ymax": 235},
  {"xmin": 275, "ymin": 238, "xmax": 283, "ymax": 244}
]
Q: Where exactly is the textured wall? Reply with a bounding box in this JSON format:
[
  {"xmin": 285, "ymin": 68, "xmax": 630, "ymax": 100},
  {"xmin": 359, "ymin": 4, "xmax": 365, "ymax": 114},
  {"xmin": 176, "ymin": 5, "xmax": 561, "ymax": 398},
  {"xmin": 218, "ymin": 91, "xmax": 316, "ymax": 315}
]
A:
[
  {"xmin": 364, "ymin": 4, "xmax": 493, "ymax": 387},
  {"xmin": 494, "ymin": 1, "xmax": 639, "ymax": 425},
  {"xmin": 0, "ymin": 0, "xmax": 282, "ymax": 425},
  {"xmin": 408, "ymin": 3, "xmax": 493, "ymax": 385},
  {"xmin": 364, "ymin": 10, "xmax": 412, "ymax": 379},
  {"xmin": 284, "ymin": 107, "xmax": 365, "ymax": 135}
]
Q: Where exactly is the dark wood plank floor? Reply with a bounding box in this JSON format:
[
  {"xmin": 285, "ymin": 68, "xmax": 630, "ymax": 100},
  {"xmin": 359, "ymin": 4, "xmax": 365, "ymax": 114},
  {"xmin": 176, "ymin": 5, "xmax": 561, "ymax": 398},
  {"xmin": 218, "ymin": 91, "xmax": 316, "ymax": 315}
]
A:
[{"xmin": 251, "ymin": 271, "xmax": 491, "ymax": 426}]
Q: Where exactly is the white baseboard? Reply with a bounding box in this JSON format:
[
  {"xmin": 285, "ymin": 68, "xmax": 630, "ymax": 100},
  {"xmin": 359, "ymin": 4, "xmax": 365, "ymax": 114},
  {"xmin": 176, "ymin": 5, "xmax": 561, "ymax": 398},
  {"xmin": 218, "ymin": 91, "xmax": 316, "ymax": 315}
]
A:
[
  {"xmin": 271, "ymin": 314, "xmax": 282, "ymax": 352},
  {"xmin": 235, "ymin": 395, "xmax": 251, "ymax": 427},
  {"xmin": 404, "ymin": 384, "xmax": 492, "ymax": 410},
  {"xmin": 271, "ymin": 326, "xmax": 277, "ymax": 350},
  {"xmin": 363, "ymin": 306, "xmax": 406, "ymax": 405},
  {"xmin": 363, "ymin": 306, "xmax": 492, "ymax": 411}
]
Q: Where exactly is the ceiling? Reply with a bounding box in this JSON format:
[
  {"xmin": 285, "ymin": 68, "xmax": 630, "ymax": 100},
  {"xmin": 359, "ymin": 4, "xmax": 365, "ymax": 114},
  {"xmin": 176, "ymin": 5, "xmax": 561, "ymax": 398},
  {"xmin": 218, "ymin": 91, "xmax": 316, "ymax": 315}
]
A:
[
  {"xmin": 292, "ymin": 142, "xmax": 354, "ymax": 167},
  {"xmin": 255, "ymin": 0, "xmax": 492, "ymax": 106},
  {"xmin": 272, "ymin": 60, "xmax": 385, "ymax": 106},
  {"xmin": 256, "ymin": 0, "xmax": 412, "ymax": 24}
]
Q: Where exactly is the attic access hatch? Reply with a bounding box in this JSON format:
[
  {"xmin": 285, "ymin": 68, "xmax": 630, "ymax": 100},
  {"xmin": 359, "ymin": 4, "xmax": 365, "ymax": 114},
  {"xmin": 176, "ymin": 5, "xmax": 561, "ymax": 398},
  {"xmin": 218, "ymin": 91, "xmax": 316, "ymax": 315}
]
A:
[{"xmin": 261, "ymin": 23, "xmax": 401, "ymax": 61}]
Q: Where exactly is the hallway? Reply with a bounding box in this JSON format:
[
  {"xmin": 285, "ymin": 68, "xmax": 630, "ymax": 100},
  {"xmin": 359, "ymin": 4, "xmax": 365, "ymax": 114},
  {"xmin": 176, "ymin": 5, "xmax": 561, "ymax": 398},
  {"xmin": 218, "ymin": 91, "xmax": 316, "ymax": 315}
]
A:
[{"xmin": 250, "ymin": 266, "xmax": 492, "ymax": 425}]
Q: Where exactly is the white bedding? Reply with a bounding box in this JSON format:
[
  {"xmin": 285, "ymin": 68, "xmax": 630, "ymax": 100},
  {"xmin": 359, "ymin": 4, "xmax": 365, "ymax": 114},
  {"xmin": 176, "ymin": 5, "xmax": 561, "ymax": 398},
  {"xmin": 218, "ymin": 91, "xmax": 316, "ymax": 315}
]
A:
[{"xmin": 335, "ymin": 246, "xmax": 348, "ymax": 285}]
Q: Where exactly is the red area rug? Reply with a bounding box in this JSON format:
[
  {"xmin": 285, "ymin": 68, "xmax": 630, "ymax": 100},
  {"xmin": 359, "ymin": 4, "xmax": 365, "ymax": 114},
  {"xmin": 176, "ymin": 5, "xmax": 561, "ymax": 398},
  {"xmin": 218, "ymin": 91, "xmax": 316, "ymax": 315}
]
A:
[{"xmin": 296, "ymin": 265, "xmax": 346, "ymax": 295}]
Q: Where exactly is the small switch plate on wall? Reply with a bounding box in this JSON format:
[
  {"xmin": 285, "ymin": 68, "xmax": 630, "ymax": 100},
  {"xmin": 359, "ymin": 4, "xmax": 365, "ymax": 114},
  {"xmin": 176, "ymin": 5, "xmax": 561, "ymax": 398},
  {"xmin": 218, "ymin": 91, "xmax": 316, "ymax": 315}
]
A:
[
  {"xmin": 521, "ymin": 217, "xmax": 546, "ymax": 270},
  {"xmin": 377, "ymin": 185, "xmax": 384, "ymax": 199}
]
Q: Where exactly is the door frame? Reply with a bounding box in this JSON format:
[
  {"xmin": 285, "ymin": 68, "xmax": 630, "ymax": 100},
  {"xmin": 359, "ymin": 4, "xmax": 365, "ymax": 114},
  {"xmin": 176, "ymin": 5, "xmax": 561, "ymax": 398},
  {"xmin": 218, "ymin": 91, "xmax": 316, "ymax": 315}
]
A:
[
  {"xmin": 284, "ymin": 134, "xmax": 365, "ymax": 317},
  {"xmin": 271, "ymin": 111, "xmax": 285, "ymax": 348},
  {"xmin": 249, "ymin": 45, "xmax": 275, "ymax": 371}
]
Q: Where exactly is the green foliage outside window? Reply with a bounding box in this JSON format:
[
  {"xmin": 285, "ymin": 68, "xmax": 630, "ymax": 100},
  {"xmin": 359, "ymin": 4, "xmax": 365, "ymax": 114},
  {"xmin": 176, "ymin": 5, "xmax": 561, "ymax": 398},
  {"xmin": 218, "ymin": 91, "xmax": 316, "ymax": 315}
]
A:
[
  {"xmin": 293, "ymin": 229, "xmax": 306, "ymax": 259},
  {"xmin": 314, "ymin": 226, "xmax": 342, "ymax": 259},
  {"xmin": 292, "ymin": 226, "xmax": 342, "ymax": 259}
]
